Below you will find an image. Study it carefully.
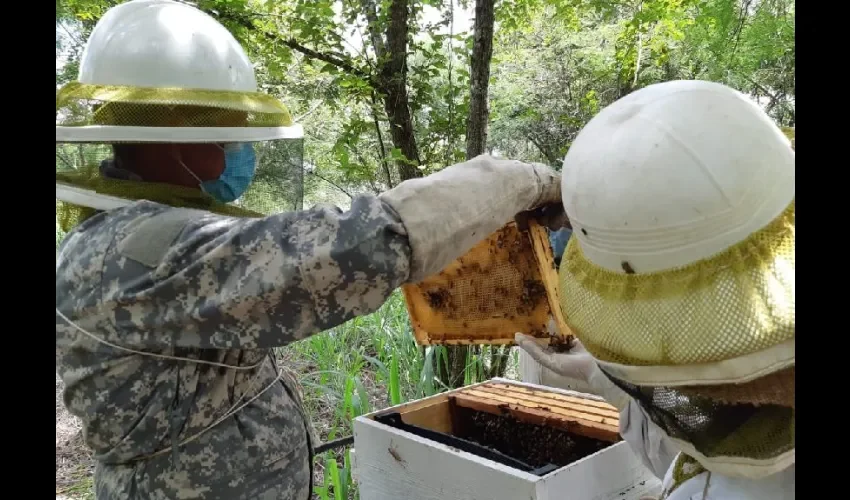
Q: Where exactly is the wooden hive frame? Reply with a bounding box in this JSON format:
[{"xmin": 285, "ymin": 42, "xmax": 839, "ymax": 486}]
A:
[
  {"xmin": 451, "ymin": 381, "xmax": 620, "ymax": 443},
  {"xmin": 374, "ymin": 381, "xmax": 621, "ymax": 444},
  {"xmin": 401, "ymin": 221, "xmax": 572, "ymax": 346}
]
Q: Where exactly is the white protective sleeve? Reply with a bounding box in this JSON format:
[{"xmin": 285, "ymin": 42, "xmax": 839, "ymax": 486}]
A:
[
  {"xmin": 660, "ymin": 461, "xmax": 796, "ymax": 500},
  {"xmin": 585, "ymin": 366, "xmax": 678, "ymax": 480},
  {"xmin": 380, "ymin": 154, "xmax": 560, "ymax": 282},
  {"xmin": 619, "ymin": 398, "xmax": 680, "ymax": 480}
]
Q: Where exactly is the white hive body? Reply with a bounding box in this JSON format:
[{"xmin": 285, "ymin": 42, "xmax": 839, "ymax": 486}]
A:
[{"xmin": 351, "ymin": 379, "xmax": 661, "ymax": 500}]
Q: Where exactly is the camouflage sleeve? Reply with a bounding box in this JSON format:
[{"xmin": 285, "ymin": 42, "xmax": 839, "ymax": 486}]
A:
[{"xmin": 91, "ymin": 196, "xmax": 411, "ymax": 350}]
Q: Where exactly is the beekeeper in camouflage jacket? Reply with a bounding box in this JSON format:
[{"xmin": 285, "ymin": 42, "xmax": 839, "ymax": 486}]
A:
[{"xmin": 55, "ymin": 1, "xmax": 567, "ymax": 499}]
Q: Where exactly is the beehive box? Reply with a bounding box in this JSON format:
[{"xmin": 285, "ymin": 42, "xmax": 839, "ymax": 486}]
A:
[
  {"xmin": 401, "ymin": 221, "xmax": 572, "ymax": 347},
  {"xmin": 351, "ymin": 379, "xmax": 661, "ymax": 500}
]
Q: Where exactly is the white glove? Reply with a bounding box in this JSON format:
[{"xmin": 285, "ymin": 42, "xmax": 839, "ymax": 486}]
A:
[
  {"xmin": 514, "ymin": 333, "xmax": 631, "ymax": 410},
  {"xmin": 380, "ymin": 154, "xmax": 563, "ymax": 282},
  {"xmin": 620, "ymin": 400, "xmax": 680, "ymax": 480},
  {"xmin": 514, "ymin": 333, "xmax": 597, "ymax": 382}
]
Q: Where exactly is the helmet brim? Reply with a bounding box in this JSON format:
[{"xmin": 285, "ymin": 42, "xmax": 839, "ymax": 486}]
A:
[{"xmin": 56, "ymin": 124, "xmax": 304, "ymax": 143}]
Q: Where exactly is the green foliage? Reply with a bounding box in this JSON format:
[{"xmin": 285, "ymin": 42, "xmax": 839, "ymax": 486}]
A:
[
  {"xmin": 57, "ymin": 0, "xmax": 794, "ymax": 179},
  {"xmin": 490, "ymin": 0, "xmax": 794, "ymax": 167}
]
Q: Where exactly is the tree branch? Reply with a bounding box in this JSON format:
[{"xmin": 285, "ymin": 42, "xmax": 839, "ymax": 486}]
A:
[
  {"xmin": 744, "ymin": 75, "xmax": 783, "ymax": 112},
  {"xmin": 360, "ymin": 0, "xmax": 388, "ymax": 60},
  {"xmin": 281, "ymin": 37, "xmax": 367, "ymax": 77},
  {"xmin": 308, "ymin": 171, "xmax": 355, "ymax": 200},
  {"xmin": 208, "ymin": 8, "xmax": 371, "ymax": 79},
  {"xmin": 294, "ymin": 100, "xmax": 324, "ymax": 122},
  {"xmin": 370, "ymin": 92, "xmax": 394, "ymax": 188},
  {"xmin": 527, "ymin": 134, "xmax": 560, "ymax": 166}
]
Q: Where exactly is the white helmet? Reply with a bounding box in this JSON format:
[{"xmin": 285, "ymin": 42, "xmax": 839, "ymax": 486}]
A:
[
  {"xmin": 56, "ymin": 0, "xmax": 303, "ymax": 143},
  {"xmin": 561, "ymin": 79, "xmax": 794, "ymax": 275},
  {"xmin": 79, "ymin": 0, "xmax": 257, "ymax": 92}
]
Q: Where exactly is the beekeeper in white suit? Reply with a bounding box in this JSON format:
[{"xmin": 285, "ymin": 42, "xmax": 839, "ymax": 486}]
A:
[{"xmin": 517, "ymin": 79, "xmax": 795, "ymax": 499}]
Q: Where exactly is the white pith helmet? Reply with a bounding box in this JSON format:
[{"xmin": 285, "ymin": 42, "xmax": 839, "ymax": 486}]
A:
[
  {"xmin": 561, "ymin": 80, "xmax": 794, "ymax": 274},
  {"xmin": 55, "ymin": 0, "xmax": 303, "ymax": 143},
  {"xmin": 79, "ymin": 0, "xmax": 257, "ymax": 92}
]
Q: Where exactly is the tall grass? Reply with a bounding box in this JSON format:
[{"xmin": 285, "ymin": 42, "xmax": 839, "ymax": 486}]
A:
[
  {"xmin": 283, "ymin": 293, "xmax": 448, "ymax": 432},
  {"xmin": 283, "ymin": 291, "xmax": 520, "ymax": 499}
]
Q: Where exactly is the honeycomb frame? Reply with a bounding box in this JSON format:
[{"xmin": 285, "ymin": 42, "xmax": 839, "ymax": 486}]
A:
[{"xmin": 402, "ymin": 220, "xmax": 572, "ymax": 346}]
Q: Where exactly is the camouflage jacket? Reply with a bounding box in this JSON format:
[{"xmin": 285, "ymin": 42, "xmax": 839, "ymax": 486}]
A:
[{"xmin": 55, "ymin": 199, "xmax": 411, "ymax": 499}]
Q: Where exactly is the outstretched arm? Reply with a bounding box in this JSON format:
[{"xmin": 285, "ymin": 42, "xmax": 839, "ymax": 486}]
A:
[
  {"xmin": 56, "ymin": 196, "xmax": 410, "ymax": 350},
  {"xmin": 57, "ymin": 155, "xmax": 563, "ymax": 351}
]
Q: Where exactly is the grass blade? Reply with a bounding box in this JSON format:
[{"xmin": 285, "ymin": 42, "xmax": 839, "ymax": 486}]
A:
[
  {"xmin": 326, "ymin": 456, "xmax": 344, "ymax": 500},
  {"xmin": 389, "ymin": 352, "xmax": 402, "ymax": 405}
]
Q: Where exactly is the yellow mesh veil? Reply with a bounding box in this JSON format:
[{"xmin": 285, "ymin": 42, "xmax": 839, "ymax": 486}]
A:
[
  {"xmin": 559, "ymin": 201, "xmax": 794, "ymax": 368},
  {"xmin": 559, "ymin": 202, "xmax": 795, "ymax": 474},
  {"xmin": 56, "ymin": 81, "xmax": 304, "ymax": 238},
  {"xmin": 57, "ymin": 82, "xmax": 294, "ymax": 129},
  {"xmin": 558, "ymin": 201, "xmax": 795, "ymax": 462}
]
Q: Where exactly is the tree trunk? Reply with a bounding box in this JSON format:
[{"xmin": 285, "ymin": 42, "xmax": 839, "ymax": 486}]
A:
[
  {"xmin": 464, "ymin": 0, "xmax": 496, "ymax": 159},
  {"xmin": 444, "ymin": 0, "xmax": 499, "ymax": 388},
  {"xmin": 215, "ymin": 1, "xmax": 421, "ymax": 182},
  {"xmin": 363, "ymin": 0, "xmax": 422, "ymax": 181}
]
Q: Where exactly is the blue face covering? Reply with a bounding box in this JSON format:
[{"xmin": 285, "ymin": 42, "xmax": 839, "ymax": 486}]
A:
[
  {"xmin": 549, "ymin": 227, "xmax": 573, "ymax": 262},
  {"xmin": 201, "ymin": 143, "xmax": 258, "ymax": 203}
]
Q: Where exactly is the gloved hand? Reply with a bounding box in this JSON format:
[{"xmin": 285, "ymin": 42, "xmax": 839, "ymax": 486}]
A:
[
  {"xmin": 514, "ymin": 202, "xmax": 571, "ymax": 232},
  {"xmin": 514, "ymin": 332, "xmax": 631, "ymax": 410},
  {"xmin": 514, "ymin": 333, "xmax": 596, "ymax": 382},
  {"xmin": 380, "ymin": 154, "xmax": 564, "ymax": 282}
]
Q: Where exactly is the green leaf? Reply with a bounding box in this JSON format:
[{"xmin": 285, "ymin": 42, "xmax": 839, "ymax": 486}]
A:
[
  {"xmin": 389, "ymin": 352, "xmax": 402, "ymax": 405},
  {"xmin": 326, "ymin": 457, "xmax": 345, "ymax": 500}
]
